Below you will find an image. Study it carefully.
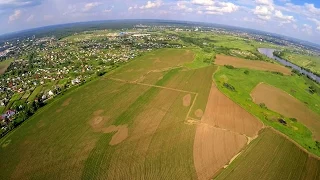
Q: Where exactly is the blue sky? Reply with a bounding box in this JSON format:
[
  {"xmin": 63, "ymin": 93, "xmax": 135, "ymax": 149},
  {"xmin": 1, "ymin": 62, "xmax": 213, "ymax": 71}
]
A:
[{"xmin": 0, "ymin": 0, "xmax": 320, "ymax": 44}]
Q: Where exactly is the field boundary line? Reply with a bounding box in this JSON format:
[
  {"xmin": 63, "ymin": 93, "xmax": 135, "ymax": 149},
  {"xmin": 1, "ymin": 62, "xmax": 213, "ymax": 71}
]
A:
[
  {"xmin": 108, "ymin": 77, "xmax": 197, "ymax": 94},
  {"xmin": 268, "ymin": 127, "xmax": 320, "ymax": 160},
  {"xmin": 185, "ymin": 93, "xmax": 198, "ymax": 121}
]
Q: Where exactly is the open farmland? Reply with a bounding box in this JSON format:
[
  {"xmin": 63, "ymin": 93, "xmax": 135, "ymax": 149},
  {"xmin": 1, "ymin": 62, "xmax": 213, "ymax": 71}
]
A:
[
  {"xmin": 215, "ymin": 54, "xmax": 291, "ymax": 75},
  {"xmin": 193, "ymin": 84, "xmax": 263, "ymax": 180},
  {"xmin": 1, "ymin": 44, "xmax": 320, "ymax": 179},
  {"xmin": 0, "ymin": 49, "xmax": 221, "ymax": 179},
  {"xmin": 214, "ymin": 66, "xmax": 320, "ymax": 156},
  {"xmin": 201, "ymin": 84, "xmax": 263, "ymax": 137},
  {"xmin": 194, "ymin": 124, "xmax": 247, "ymax": 180},
  {"xmin": 251, "ymin": 83, "xmax": 320, "ymax": 140},
  {"xmin": 142, "ymin": 65, "xmax": 218, "ymax": 120},
  {"xmin": 110, "ymin": 48, "xmax": 195, "ymax": 81},
  {"xmin": 214, "ymin": 128, "xmax": 320, "ymax": 180}
]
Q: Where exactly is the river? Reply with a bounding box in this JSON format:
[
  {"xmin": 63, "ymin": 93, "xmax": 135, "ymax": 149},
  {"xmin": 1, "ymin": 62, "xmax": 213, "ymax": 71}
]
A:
[{"xmin": 258, "ymin": 48, "xmax": 320, "ymax": 83}]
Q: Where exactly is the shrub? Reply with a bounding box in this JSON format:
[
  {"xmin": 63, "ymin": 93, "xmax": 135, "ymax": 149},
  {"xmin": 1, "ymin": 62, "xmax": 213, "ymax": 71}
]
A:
[
  {"xmin": 278, "ymin": 118, "xmax": 287, "ymax": 125},
  {"xmin": 96, "ymin": 71, "xmax": 106, "ymax": 76},
  {"xmin": 259, "ymin": 103, "xmax": 267, "ymax": 109},
  {"xmin": 223, "ymin": 83, "xmax": 236, "ymax": 92},
  {"xmin": 308, "ymin": 86, "xmax": 316, "ymax": 94},
  {"xmin": 224, "ymin": 65, "xmax": 235, "ymax": 69},
  {"xmin": 316, "ymin": 141, "xmax": 320, "ymax": 149},
  {"xmin": 289, "ymin": 117, "xmax": 297, "ymax": 122},
  {"xmin": 271, "ymin": 71, "xmax": 284, "ymax": 76}
]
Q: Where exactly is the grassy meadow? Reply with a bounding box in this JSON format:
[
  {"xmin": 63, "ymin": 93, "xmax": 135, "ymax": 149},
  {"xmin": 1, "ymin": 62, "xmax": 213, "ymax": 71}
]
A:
[
  {"xmin": 0, "ymin": 59, "xmax": 13, "ymax": 74},
  {"xmin": 214, "ymin": 66, "xmax": 320, "ymax": 156},
  {"xmin": 281, "ymin": 52, "xmax": 320, "ymax": 75}
]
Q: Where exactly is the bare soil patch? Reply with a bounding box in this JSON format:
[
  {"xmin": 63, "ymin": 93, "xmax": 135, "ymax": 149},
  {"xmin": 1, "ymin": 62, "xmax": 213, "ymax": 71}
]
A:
[
  {"xmin": 193, "ymin": 124, "xmax": 247, "ymax": 180},
  {"xmin": 93, "ymin": 109, "xmax": 104, "ymax": 116},
  {"xmin": 183, "ymin": 94, "xmax": 192, "ymax": 107},
  {"xmin": 89, "ymin": 110, "xmax": 110, "ymax": 132},
  {"xmin": 215, "ymin": 55, "xmax": 291, "ymax": 75},
  {"xmin": 109, "ymin": 124, "xmax": 128, "ymax": 145},
  {"xmin": 62, "ymin": 98, "xmax": 72, "ymax": 107},
  {"xmin": 251, "ymin": 82, "xmax": 320, "ymax": 140},
  {"xmin": 195, "ymin": 109, "xmax": 204, "ymax": 118},
  {"xmin": 202, "ymin": 84, "xmax": 263, "ymax": 137}
]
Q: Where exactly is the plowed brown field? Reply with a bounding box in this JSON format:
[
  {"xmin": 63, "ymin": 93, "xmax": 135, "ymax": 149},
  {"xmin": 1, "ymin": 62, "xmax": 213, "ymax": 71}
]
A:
[
  {"xmin": 202, "ymin": 84, "xmax": 263, "ymax": 137},
  {"xmin": 215, "ymin": 55, "xmax": 291, "ymax": 75},
  {"xmin": 251, "ymin": 82, "xmax": 320, "ymax": 140},
  {"xmin": 193, "ymin": 84, "xmax": 263, "ymax": 179},
  {"xmin": 193, "ymin": 124, "xmax": 247, "ymax": 180}
]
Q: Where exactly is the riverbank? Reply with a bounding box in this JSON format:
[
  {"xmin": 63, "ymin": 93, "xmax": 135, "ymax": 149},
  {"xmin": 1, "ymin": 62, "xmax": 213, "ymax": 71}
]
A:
[{"xmin": 258, "ymin": 48, "xmax": 320, "ymax": 83}]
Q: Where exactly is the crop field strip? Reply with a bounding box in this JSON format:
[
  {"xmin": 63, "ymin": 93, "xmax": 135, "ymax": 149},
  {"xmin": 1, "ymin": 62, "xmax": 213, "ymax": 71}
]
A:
[
  {"xmin": 214, "ymin": 128, "xmax": 320, "ymax": 180},
  {"xmin": 108, "ymin": 77, "xmax": 199, "ymax": 124},
  {"xmin": 193, "ymin": 82, "xmax": 264, "ymax": 180},
  {"xmin": 80, "ymin": 77, "xmax": 199, "ymax": 178}
]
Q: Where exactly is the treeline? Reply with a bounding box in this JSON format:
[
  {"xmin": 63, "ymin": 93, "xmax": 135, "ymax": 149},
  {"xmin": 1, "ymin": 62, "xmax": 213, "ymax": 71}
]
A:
[{"xmin": 0, "ymin": 99, "xmax": 46, "ymax": 138}]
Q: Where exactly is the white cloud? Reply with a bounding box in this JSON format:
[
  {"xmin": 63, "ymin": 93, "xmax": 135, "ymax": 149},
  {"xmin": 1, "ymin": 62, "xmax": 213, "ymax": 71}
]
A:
[
  {"xmin": 274, "ymin": 10, "xmax": 294, "ymax": 24},
  {"xmin": 302, "ymin": 24, "xmax": 312, "ymax": 35},
  {"xmin": 254, "ymin": 5, "xmax": 273, "ymax": 15},
  {"xmin": 191, "ymin": 0, "xmax": 214, "ymax": 6},
  {"xmin": 8, "ymin": 9, "xmax": 21, "ymax": 22},
  {"xmin": 128, "ymin": 5, "xmax": 138, "ymax": 11},
  {"xmin": 104, "ymin": 6, "xmax": 114, "ymax": 13},
  {"xmin": 308, "ymin": 18, "xmax": 320, "ymax": 32},
  {"xmin": 174, "ymin": 1, "xmax": 193, "ymax": 12},
  {"xmin": 253, "ymin": 0, "xmax": 294, "ymax": 24},
  {"xmin": 140, "ymin": 0, "xmax": 162, "ymax": 9},
  {"xmin": 282, "ymin": 3, "xmax": 320, "ymax": 19},
  {"xmin": 83, "ymin": 2, "xmax": 102, "ymax": 12},
  {"xmin": 26, "ymin": 14, "xmax": 34, "ymax": 22},
  {"xmin": 255, "ymin": 0, "xmax": 273, "ymax": 6},
  {"xmin": 305, "ymin": 3, "xmax": 320, "ymax": 16},
  {"xmin": 205, "ymin": 2, "xmax": 238, "ymax": 15}
]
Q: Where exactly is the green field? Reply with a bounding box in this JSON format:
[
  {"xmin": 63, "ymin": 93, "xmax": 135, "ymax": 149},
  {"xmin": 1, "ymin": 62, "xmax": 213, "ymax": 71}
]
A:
[
  {"xmin": 215, "ymin": 128, "xmax": 320, "ymax": 180},
  {"xmin": 0, "ymin": 59, "xmax": 13, "ymax": 74},
  {"xmin": 110, "ymin": 48, "xmax": 195, "ymax": 81},
  {"xmin": 0, "ymin": 48, "xmax": 215, "ymax": 179},
  {"xmin": 214, "ymin": 66, "xmax": 320, "ymax": 156},
  {"xmin": 281, "ymin": 51, "xmax": 320, "ymax": 75},
  {"xmin": 27, "ymin": 86, "xmax": 43, "ymax": 103}
]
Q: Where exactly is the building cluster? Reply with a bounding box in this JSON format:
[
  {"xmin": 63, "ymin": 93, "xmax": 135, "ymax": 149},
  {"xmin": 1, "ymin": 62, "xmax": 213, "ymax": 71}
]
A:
[{"xmin": 0, "ymin": 30, "xmax": 182, "ymax": 134}]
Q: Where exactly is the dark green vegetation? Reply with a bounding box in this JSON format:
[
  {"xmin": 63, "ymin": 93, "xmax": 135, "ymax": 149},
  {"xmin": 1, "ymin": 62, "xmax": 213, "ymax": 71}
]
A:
[
  {"xmin": 215, "ymin": 128, "xmax": 320, "ymax": 180},
  {"xmin": 215, "ymin": 66, "xmax": 320, "ymax": 156}
]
